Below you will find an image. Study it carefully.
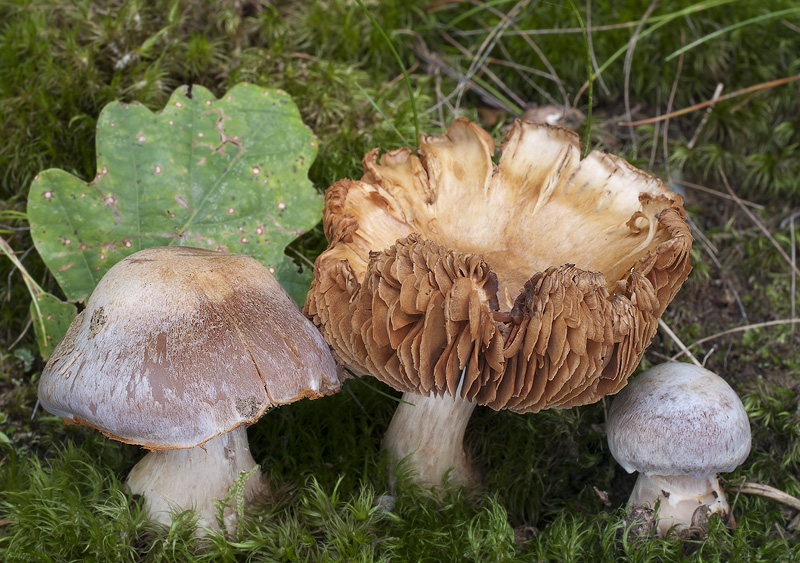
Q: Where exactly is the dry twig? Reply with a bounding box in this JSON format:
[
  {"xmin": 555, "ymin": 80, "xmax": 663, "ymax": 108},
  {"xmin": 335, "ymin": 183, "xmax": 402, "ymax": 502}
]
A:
[
  {"xmin": 415, "ymin": 36, "xmax": 518, "ymax": 115},
  {"xmin": 490, "ymin": 47, "xmax": 560, "ymax": 106},
  {"xmin": 673, "ymin": 179, "xmax": 764, "ymax": 210},
  {"xmin": 662, "ymin": 27, "xmax": 683, "ymax": 179},
  {"xmin": 719, "ymin": 167, "xmax": 800, "ymax": 280},
  {"xmin": 732, "ymin": 482, "xmax": 800, "ymax": 529},
  {"xmin": 453, "ymin": 0, "xmax": 527, "ymax": 112},
  {"xmin": 658, "ymin": 318, "xmax": 702, "ymax": 367},
  {"xmin": 687, "ymin": 82, "xmax": 723, "ymax": 149},
  {"xmin": 620, "ymin": 73, "xmax": 800, "ymax": 126},
  {"xmin": 669, "ymin": 319, "xmax": 800, "ymax": 361},
  {"xmin": 792, "ymin": 215, "xmax": 797, "ymax": 336}
]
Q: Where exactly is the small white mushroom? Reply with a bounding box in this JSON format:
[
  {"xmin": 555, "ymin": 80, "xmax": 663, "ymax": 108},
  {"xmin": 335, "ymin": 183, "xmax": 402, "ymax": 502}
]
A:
[{"xmin": 606, "ymin": 363, "xmax": 751, "ymax": 536}]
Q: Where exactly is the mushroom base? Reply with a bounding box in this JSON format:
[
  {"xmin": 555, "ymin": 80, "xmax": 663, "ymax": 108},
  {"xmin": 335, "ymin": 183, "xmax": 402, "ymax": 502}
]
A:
[
  {"xmin": 629, "ymin": 473, "xmax": 730, "ymax": 537},
  {"xmin": 382, "ymin": 391, "xmax": 477, "ymax": 489},
  {"xmin": 126, "ymin": 426, "xmax": 265, "ymax": 537}
]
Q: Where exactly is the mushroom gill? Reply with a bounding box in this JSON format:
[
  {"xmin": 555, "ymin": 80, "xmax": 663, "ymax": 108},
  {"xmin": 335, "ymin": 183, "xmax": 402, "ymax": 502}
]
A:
[{"xmin": 305, "ymin": 118, "xmax": 692, "ymax": 415}]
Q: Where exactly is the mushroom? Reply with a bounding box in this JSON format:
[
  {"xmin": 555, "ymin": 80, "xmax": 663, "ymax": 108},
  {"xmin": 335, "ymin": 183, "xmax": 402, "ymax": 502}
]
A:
[
  {"xmin": 304, "ymin": 118, "xmax": 692, "ymax": 487},
  {"xmin": 38, "ymin": 246, "xmax": 341, "ymax": 536},
  {"xmin": 606, "ymin": 362, "xmax": 752, "ymax": 536}
]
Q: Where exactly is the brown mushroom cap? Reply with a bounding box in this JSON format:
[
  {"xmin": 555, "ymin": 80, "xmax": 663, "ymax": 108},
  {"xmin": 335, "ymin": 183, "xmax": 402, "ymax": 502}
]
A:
[
  {"xmin": 304, "ymin": 119, "xmax": 692, "ymax": 413},
  {"xmin": 38, "ymin": 246, "xmax": 340, "ymax": 449}
]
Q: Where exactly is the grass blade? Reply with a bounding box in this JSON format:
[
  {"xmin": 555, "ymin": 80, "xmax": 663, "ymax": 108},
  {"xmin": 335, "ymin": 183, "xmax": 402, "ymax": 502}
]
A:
[
  {"xmin": 567, "ymin": 0, "xmax": 592, "ymax": 157},
  {"xmin": 355, "ymin": 0, "xmax": 420, "ymax": 142},
  {"xmin": 665, "ymin": 6, "xmax": 800, "ymax": 62},
  {"xmin": 355, "ymin": 83, "xmax": 410, "ymax": 146}
]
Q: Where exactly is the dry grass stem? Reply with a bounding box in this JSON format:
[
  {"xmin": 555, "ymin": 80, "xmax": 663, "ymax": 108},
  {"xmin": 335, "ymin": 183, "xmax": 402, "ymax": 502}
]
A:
[
  {"xmin": 434, "ymin": 73, "xmax": 449, "ymax": 128},
  {"xmin": 387, "ymin": 62, "xmax": 420, "ymax": 88},
  {"xmin": 662, "ymin": 28, "xmax": 684, "ymax": 177},
  {"xmin": 658, "ymin": 318, "xmax": 702, "ymax": 367},
  {"xmin": 621, "ymin": 73, "xmax": 800, "ymax": 126},
  {"xmin": 490, "ymin": 47, "xmax": 560, "ymax": 106},
  {"xmin": 674, "ymin": 179, "xmax": 764, "ymax": 210},
  {"xmin": 719, "ymin": 167, "xmax": 800, "ymax": 280},
  {"xmin": 435, "ymin": 31, "xmax": 529, "ymax": 111},
  {"xmin": 586, "ymin": 0, "xmax": 610, "ymax": 96},
  {"xmin": 790, "ymin": 512, "xmax": 800, "ymax": 530},
  {"xmin": 687, "ymin": 82, "xmax": 723, "ymax": 149},
  {"xmin": 453, "ymin": 0, "xmax": 526, "ymax": 112},
  {"xmin": 648, "ymin": 93, "xmax": 661, "ymax": 169},
  {"xmin": 476, "ymin": 61, "xmax": 527, "ymax": 109},
  {"xmin": 685, "ymin": 218, "xmax": 748, "ymax": 321},
  {"xmin": 416, "ymin": 37, "xmax": 516, "ymax": 115},
  {"xmin": 478, "ymin": 1, "xmax": 570, "ymax": 107},
  {"xmin": 486, "ymin": 54, "xmax": 555, "ymax": 81},
  {"xmin": 793, "ymin": 215, "xmax": 797, "ymax": 336},
  {"xmin": 286, "ymin": 247, "xmax": 315, "ymax": 270},
  {"xmin": 729, "ymin": 90, "xmax": 764, "ymax": 114},
  {"xmin": 732, "ymin": 482, "xmax": 800, "ymax": 512},
  {"xmin": 669, "ymin": 319, "xmax": 800, "ymax": 361},
  {"xmin": 623, "ymin": 0, "xmax": 660, "ymax": 155},
  {"xmin": 687, "ymin": 213, "xmax": 719, "ymax": 254},
  {"xmin": 8, "ymin": 316, "xmax": 33, "ymax": 351},
  {"xmin": 444, "ymin": 22, "xmax": 641, "ymax": 36}
]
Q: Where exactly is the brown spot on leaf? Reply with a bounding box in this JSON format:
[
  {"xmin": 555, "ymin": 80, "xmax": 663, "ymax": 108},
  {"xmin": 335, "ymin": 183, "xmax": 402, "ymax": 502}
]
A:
[{"xmin": 174, "ymin": 194, "xmax": 191, "ymax": 209}]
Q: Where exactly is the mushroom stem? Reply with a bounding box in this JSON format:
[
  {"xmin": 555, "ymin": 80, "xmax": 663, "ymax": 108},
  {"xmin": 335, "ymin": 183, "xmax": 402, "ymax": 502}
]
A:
[
  {"xmin": 126, "ymin": 426, "xmax": 265, "ymax": 537},
  {"xmin": 630, "ymin": 473, "xmax": 730, "ymax": 536},
  {"xmin": 382, "ymin": 391, "xmax": 477, "ymax": 489}
]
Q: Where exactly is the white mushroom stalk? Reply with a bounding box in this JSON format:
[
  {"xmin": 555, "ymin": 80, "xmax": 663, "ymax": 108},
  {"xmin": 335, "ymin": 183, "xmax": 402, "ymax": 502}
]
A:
[
  {"xmin": 127, "ymin": 427, "xmax": 265, "ymax": 534},
  {"xmin": 628, "ymin": 473, "xmax": 729, "ymax": 534},
  {"xmin": 382, "ymin": 392, "xmax": 477, "ymax": 488},
  {"xmin": 606, "ymin": 363, "xmax": 751, "ymax": 537}
]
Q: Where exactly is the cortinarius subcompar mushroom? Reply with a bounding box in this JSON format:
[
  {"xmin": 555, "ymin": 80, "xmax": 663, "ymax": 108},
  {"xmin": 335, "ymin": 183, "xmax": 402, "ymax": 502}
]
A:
[
  {"xmin": 607, "ymin": 362, "xmax": 751, "ymax": 536},
  {"xmin": 38, "ymin": 246, "xmax": 341, "ymax": 535},
  {"xmin": 304, "ymin": 119, "xmax": 692, "ymax": 486}
]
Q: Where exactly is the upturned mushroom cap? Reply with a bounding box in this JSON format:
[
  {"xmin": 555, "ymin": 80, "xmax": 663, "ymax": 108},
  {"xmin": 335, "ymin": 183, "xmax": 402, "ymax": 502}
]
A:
[
  {"xmin": 606, "ymin": 363, "xmax": 751, "ymax": 478},
  {"xmin": 304, "ymin": 119, "xmax": 692, "ymax": 412},
  {"xmin": 38, "ymin": 246, "xmax": 340, "ymax": 449}
]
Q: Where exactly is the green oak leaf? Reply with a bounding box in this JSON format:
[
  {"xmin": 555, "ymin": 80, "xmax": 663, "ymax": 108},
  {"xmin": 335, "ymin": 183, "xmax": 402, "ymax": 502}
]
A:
[
  {"xmin": 30, "ymin": 293, "xmax": 78, "ymax": 361},
  {"xmin": 28, "ymin": 83, "xmax": 321, "ymax": 305}
]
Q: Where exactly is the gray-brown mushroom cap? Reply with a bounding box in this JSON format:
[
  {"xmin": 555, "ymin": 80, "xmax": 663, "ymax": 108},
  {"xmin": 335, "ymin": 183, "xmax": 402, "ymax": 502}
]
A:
[
  {"xmin": 38, "ymin": 246, "xmax": 341, "ymax": 450},
  {"xmin": 607, "ymin": 362, "xmax": 751, "ymax": 479}
]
